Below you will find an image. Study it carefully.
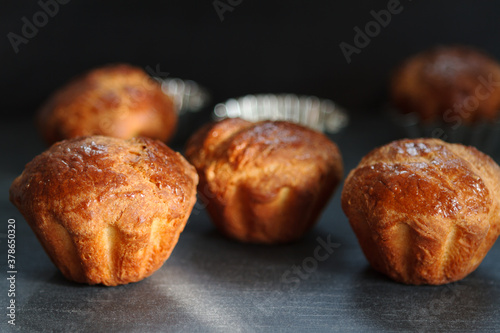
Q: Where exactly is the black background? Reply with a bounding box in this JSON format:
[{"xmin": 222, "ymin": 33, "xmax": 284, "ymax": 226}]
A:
[{"xmin": 2, "ymin": 0, "xmax": 500, "ymax": 122}]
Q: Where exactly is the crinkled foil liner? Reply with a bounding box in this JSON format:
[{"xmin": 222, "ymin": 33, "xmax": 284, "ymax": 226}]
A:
[
  {"xmin": 388, "ymin": 106, "xmax": 500, "ymax": 155},
  {"xmin": 212, "ymin": 94, "xmax": 349, "ymax": 134},
  {"xmin": 157, "ymin": 78, "xmax": 211, "ymax": 114}
]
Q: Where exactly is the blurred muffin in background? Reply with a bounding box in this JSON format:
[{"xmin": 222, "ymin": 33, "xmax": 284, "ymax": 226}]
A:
[
  {"xmin": 37, "ymin": 64, "xmax": 177, "ymax": 145},
  {"xmin": 390, "ymin": 46, "xmax": 500, "ymax": 153}
]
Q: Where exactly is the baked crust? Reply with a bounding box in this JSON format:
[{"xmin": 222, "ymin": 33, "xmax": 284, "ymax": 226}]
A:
[
  {"xmin": 37, "ymin": 64, "xmax": 177, "ymax": 145},
  {"xmin": 9, "ymin": 136, "xmax": 198, "ymax": 286},
  {"xmin": 391, "ymin": 46, "xmax": 500, "ymax": 123},
  {"xmin": 341, "ymin": 138, "xmax": 500, "ymax": 285},
  {"xmin": 185, "ymin": 118, "xmax": 343, "ymax": 244}
]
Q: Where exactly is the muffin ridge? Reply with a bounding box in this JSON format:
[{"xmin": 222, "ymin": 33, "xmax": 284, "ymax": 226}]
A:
[
  {"xmin": 342, "ymin": 138, "xmax": 500, "ymax": 284},
  {"xmin": 10, "ymin": 135, "xmax": 198, "ymax": 286}
]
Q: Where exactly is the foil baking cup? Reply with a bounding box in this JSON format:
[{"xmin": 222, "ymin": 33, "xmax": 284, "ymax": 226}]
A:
[
  {"xmin": 158, "ymin": 78, "xmax": 211, "ymax": 114},
  {"xmin": 212, "ymin": 94, "xmax": 349, "ymax": 134},
  {"xmin": 389, "ymin": 107, "xmax": 500, "ymax": 155}
]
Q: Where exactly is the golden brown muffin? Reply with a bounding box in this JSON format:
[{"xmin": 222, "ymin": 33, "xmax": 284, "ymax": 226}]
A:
[
  {"xmin": 391, "ymin": 46, "xmax": 500, "ymax": 123},
  {"xmin": 342, "ymin": 138, "xmax": 500, "ymax": 285},
  {"xmin": 10, "ymin": 136, "xmax": 198, "ymax": 286},
  {"xmin": 185, "ymin": 118, "xmax": 343, "ymax": 244},
  {"xmin": 37, "ymin": 64, "xmax": 177, "ymax": 145}
]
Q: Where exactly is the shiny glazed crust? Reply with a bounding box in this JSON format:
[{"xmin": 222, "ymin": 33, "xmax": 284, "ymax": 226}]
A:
[
  {"xmin": 9, "ymin": 136, "xmax": 198, "ymax": 286},
  {"xmin": 341, "ymin": 138, "xmax": 500, "ymax": 285},
  {"xmin": 391, "ymin": 46, "xmax": 500, "ymax": 123},
  {"xmin": 185, "ymin": 118, "xmax": 343, "ymax": 244},
  {"xmin": 37, "ymin": 64, "xmax": 177, "ymax": 145}
]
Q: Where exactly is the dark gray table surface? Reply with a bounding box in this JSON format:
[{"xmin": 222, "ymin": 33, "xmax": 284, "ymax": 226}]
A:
[{"xmin": 1, "ymin": 113, "xmax": 500, "ymax": 333}]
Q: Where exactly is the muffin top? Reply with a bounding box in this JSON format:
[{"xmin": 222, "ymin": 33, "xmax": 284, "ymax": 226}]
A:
[
  {"xmin": 342, "ymin": 138, "xmax": 500, "ymax": 232},
  {"xmin": 10, "ymin": 136, "xmax": 198, "ymax": 236},
  {"xmin": 37, "ymin": 64, "xmax": 177, "ymax": 144},
  {"xmin": 186, "ymin": 118, "xmax": 343, "ymax": 199},
  {"xmin": 391, "ymin": 46, "xmax": 500, "ymax": 122}
]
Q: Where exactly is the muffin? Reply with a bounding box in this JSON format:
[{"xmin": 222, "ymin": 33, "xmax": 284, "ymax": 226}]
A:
[
  {"xmin": 390, "ymin": 46, "xmax": 500, "ymax": 153},
  {"xmin": 185, "ymin": 118, "xmax": 343, "ymax": 244},
  {"xmin": 9, "ymin": 136, "xmax": 198, "ymax": 286},
  {"xmin": 391, "ymin": 45, "xmax": 500, "ymax": 123},
  {"xmin": 37, "ymin": 64, "xmax": 178, "ymax": 145},
  {"xmin": 342, "ymin": 138, "xmax": 500, "ymax": 285}
]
